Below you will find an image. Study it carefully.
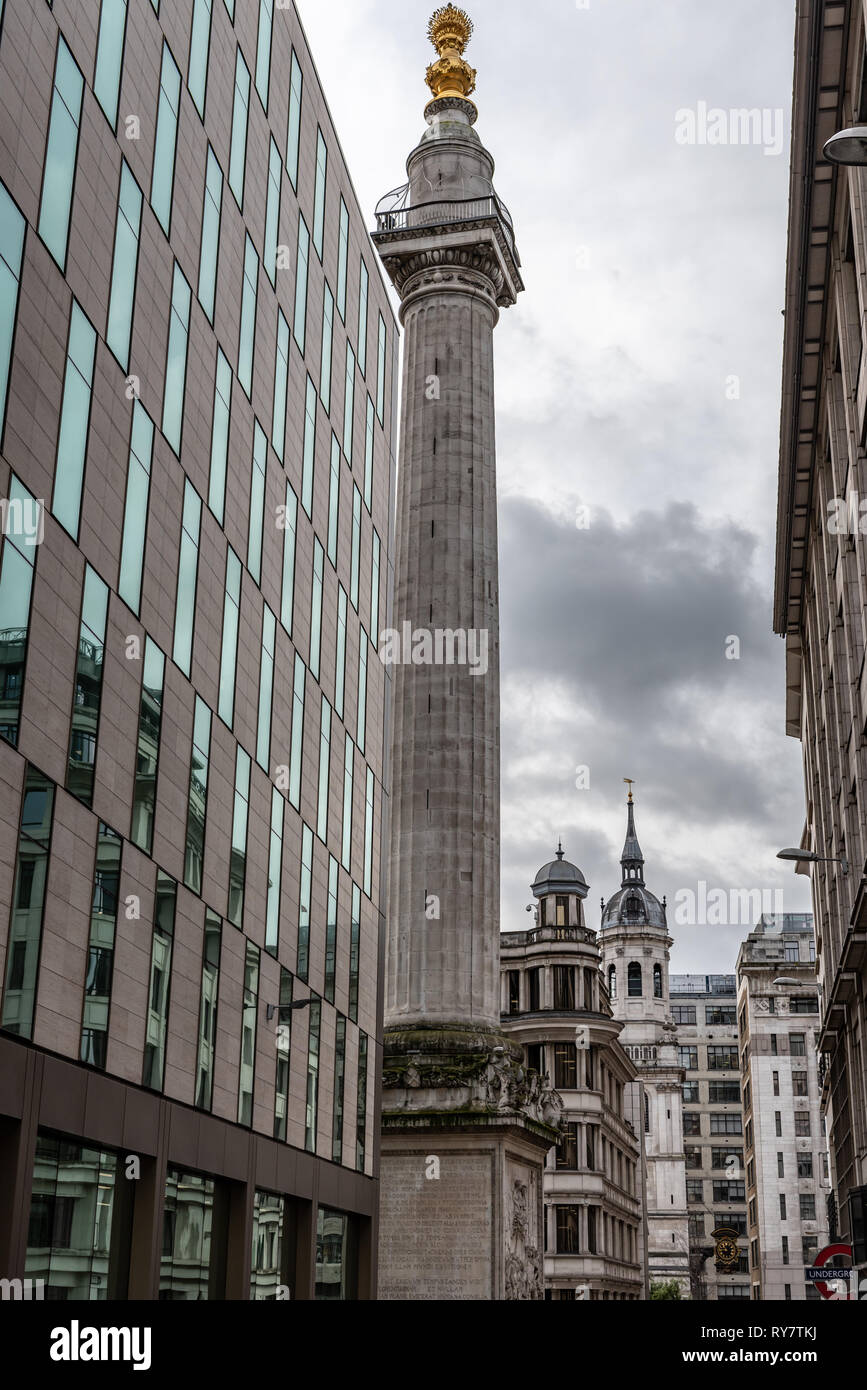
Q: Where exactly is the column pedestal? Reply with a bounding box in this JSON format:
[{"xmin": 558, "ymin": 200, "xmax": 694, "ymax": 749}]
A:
[{"xmin": 377, "ymin": 1028, "xmax": 560, "ymax": 1300}]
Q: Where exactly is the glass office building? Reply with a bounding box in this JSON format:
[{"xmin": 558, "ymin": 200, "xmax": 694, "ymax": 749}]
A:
[{"xmin": 0, "ymin": 0, "xmax": 397, "ymax": 1299}]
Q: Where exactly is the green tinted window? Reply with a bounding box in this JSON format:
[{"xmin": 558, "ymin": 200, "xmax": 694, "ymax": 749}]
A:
[
  {"xmin": 51, "ymin": 302, "xmax": 96, "ymax": 540},
  {"xmin": 106, "ymin": 162, "xmax": 142, "ymax": 370},
  {"xmin": 198, "ymin": 146, "xmax": 222, "ymax": 322},
  {"xmin": 118, "ymin": 400, "xmax": 154, "ymax": 614},
  {"xmin": 94, "ymin": 0, "xmax": 128, "ymax": 129},
  {"xmin": 151, "ymin": 42, "xmax": 181, "ymax": 234},
  {"xmin": 39, "ymin": 39, "xmax": 84, "ymax": 267}
]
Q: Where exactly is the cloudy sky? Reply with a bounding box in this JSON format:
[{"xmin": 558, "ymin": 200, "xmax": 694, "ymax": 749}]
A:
[{"xmin": 295, "ymin": 0, "xmax": 811, "ymax": 972}]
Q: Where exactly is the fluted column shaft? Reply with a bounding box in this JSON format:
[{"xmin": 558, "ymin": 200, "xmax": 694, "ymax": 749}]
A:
[{"xmin": 384, "ymin": 273, "xmax": 501, "ymax": 1030}]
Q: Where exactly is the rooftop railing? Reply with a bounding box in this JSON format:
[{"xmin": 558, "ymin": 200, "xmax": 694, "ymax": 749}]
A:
[{"xmin": 374, "ymin": 183, "xmax": 517, "ymax": 261}]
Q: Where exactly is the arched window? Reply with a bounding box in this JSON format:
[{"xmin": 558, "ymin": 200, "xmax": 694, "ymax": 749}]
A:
[
  {"xmin": 628, "ymin": 962, "xmax": 642, "ymax": 997},
  {"xmin": 653, "ymin": 963, "xmax": 663, "ymax": 999},
  {"xmin": 608, "ymin": 964, "xmax": 617, "ymax": 1000},
  {"xmin": 644, "ymin": 1091, "xmax": 650, "ymax": 1133}
]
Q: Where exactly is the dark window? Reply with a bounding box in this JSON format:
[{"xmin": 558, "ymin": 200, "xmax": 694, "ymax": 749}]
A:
[
  {"xmin": 709, "ymin": 1113, "xmax": 741, "ymax": 1135},
  {"xmin": 554, "ymin": 1043, "xmax": 577, "ymax": 1090},
  {"xmin": 707, "ymin": 1045, "xmax": 738, "ymax": 1070},
  {"xmin": 718, "ymin": 1212, "xmax": 747, "ymax": 1235},
  {"xmin": 711, "ymin": 1147, "xmax": 743, "ymax": 1170},
  {"xmin": 553, "ymin": 966, "xmax": 574, "ymax": 1010},
  {"xmin": 708, "ymin": 1081, "xmax": 740, "ymax": 1103},
  {"xmin": 790, "ymin": 996, "xmax": 818, "ymax": 1015},
  {"xmin": 556, "ymin": 1123, "xmax": 578, "ymax": 1170},
  {"xmin": 556, "ymin": 1207, "xmax": 580, "ymax": 1254},
  {"xmin": 672, "ymin": 1005, "xmax": 695, "ymax": 1025},
  {"xmin": 713, "ymin": 1181, "xmax": 745, "ymax": 1202},
  {"xmin": 627, "ymin": 962, "xmax": 642, "ymax": 997},
  {"xmin": 526, "ymin": 968, "xmax": 541, "ymax": 1012}
]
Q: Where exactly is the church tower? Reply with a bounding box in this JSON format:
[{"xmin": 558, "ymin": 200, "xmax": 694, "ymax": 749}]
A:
[
  {"xmin": 371, "ymin": 8, "xmax": 560, "ymax": 1299},
  {"xmin": 600, "ymin": 790, "xmax": 691, "ymax": 1296}
]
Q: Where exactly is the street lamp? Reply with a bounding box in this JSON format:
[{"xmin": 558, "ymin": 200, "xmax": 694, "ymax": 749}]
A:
[
  {"xmin": 823, "ymin": 126, "xmax": 867, "ymax": 165},
  {"xmin": 776, "ymin": 848, "xmax": 848, "ymax": 875}
]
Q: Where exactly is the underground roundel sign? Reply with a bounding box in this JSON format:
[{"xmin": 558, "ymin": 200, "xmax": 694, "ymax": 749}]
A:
[{"xmin": 808, "ymin": 1244, "xmax": 853, "ymax": 1300}]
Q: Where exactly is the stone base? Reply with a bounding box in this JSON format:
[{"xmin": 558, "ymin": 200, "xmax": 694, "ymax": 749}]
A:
[
  {"xmin": 377, "ymin": 1025, "xmax": 560, "ymax": 1300},
  {"xmin": 378, "ymin": 1119, "xmax": 552, "ymax": 1300}
]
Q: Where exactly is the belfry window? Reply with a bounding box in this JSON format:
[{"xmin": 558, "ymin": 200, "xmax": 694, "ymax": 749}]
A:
[
  {"xmin": 608, "ymin": 964, "xmax": 616, "ymax": 999},
  {"xmin": 653, "ymin": 963, "xmax": 663, "ymax": 998},
  {"xmin": 628, "ymin": 962, "xmax": 642, "ymax": 997},
  {"xmin": 555, "ymin": 895, "xmax": 568, "ymax": 926}
]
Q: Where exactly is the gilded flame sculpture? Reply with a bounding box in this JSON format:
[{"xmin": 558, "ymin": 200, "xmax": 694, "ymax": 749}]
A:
[{"xmin": 425, "ymin": 6, "xmax": 477, "ymax": 103}]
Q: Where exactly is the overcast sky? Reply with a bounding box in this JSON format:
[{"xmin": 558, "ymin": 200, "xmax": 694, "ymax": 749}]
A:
[{"xmin": 295, "ymin": 0, "xmax": 810, "ymax": 973}]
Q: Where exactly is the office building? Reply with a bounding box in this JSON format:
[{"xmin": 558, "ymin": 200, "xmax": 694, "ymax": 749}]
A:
[
  {"xmin": 0, "ymin": 0, "xmax": 397, "ymax": 1298},
  {"xmin": 775, "ymin": 0, "xmax": 867, "ymax": 1286},
  {"xmin": 737, "ymin": 915, "xmax": 830, "ymax": 1299},
  {"xmin": 670, "ymin": 973, "xmax": 749, "ymax": 1300}
]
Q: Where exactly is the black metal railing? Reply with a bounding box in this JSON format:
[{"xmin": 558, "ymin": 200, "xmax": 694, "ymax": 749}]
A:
[{"xmin": 374, "ymin": 184, "xmax": 517, "ymax": 259}]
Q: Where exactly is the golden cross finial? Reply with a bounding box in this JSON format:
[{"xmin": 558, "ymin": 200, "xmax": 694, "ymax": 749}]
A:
[{"xmin": 623, "ymin": 777, "xmax": 635, "ymax": 803}]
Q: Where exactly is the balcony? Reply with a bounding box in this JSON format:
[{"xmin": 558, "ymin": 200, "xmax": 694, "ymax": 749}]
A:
[
  {"xmin": 374, "ymin": 183, "xmax": 518, "ymax": 262},
  {"xmin": 501, "ymin": 923, "xmax": 597, "ymax": 951}
]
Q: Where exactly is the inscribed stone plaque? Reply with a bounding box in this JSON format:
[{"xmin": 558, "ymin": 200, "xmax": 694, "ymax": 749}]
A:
[{"xmin": 378, "ymin": 1150, "xmax": 493, "ymax": 1300}]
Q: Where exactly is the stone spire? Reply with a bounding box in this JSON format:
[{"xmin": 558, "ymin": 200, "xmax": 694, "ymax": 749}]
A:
[{"xmin": 621, "ymin": 791, "xmax": 645, "ymax": 887}]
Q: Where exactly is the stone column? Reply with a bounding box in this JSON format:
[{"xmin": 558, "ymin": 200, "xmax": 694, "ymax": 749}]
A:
[{"xmin": 371, "ymin": 7, "xmax": 561, "ymax": 1301}]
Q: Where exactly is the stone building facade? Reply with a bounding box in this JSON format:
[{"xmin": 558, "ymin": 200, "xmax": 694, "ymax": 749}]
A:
[
  {"xmin": 737, "ymin": 915, "xmax": 830, "ymax": 1299},
  {"xmin": 500, "ymin": 847, "xmax": 645, "ymax": 1300},
  {"xmin": 775, "ymin": 0, "xmax": 867, "ymax": 1286},
  {"xmin": 670, "ymin": 973, "xmax": 749, "ymax": 1300},
  {"xmin": 0, "ymin": 0, "xmax": 398, "ymax": 1298},
  {"xmin": 600, "ymin": 794, "xmax": 691, "ymax": 1296}
]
